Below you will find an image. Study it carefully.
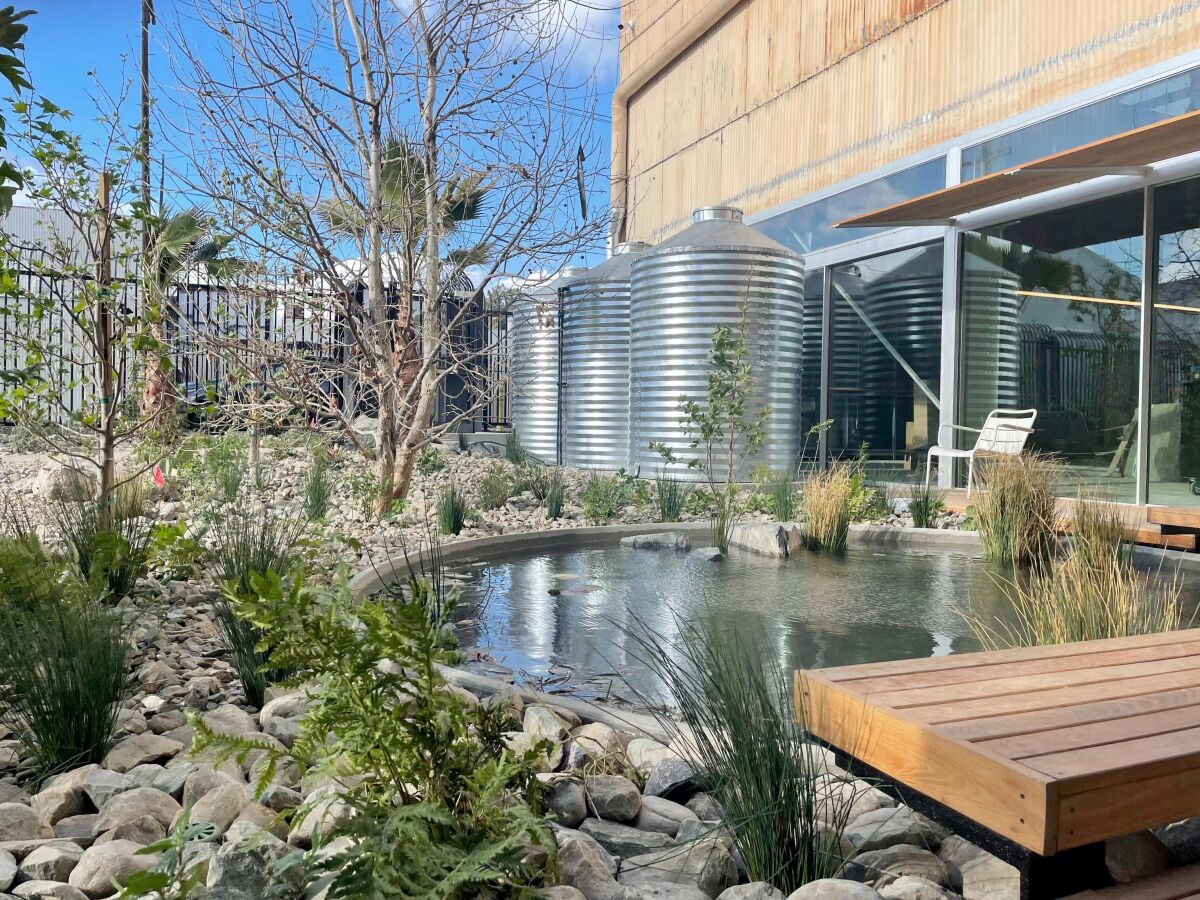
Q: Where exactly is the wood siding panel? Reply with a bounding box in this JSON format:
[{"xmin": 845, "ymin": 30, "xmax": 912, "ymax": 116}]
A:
[{"xmin": 619, "ymin": 0, "xmax": 1200, "ymax": 242}]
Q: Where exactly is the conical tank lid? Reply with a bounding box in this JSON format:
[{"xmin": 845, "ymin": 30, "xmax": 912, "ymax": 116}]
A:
[
  {"xmin": 526, "ymin": 265, "xmax": 588, "ymax": 297},
  {"xmin": 642, "ymin": 206, "xmax": 796, "ymax": 259},
  {"xmin": 571, "ymin": 241, "xmax": 653, "ymax": 284}
]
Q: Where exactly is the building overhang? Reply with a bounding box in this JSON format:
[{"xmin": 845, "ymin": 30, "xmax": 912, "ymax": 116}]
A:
[{"xmin": 836, "ymin": 109, "xmax": 1200, "ymax": 228}]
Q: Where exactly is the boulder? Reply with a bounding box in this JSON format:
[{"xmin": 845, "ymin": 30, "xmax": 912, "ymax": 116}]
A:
[
  {"xmin": 814, "ymin": 777, "xmax": 894, "ymax": 828},
  {"xmin": 1154, "ymin": 815, "xmax": 1200, "ymax": 865},
  {"xmin": 843, "ymin": 845, "xmax": 948, "ymax": 890},
  {"xmin": 620, "ymin": 533, "xmax": 690, "ymax": 552},
  {"xmin": 785, "ymin": 881, "xmax": 882, "ymax": 899},
  {"xmin": 93, "ymin": 814, "xmax": 165, "ymax": 846},
  {"xmin": 19, "ymin": 842, "xmax": 83, "ymax": 882},
  {"xmin": 30, "ymin": 785, "xmax": 86, "ymax": 827},
  {"xmin": 287, "ymin": 787, "xmax": 353, "ymax": 849},
  {"xmin": 685, "ymin": 794, "xmax": 724, "ymax": 822},
  {"xmin": 202, "ymin": 704, "xmax": 258, "ymax": 737},
  {"xmin": 0, "ymin": 847, "xmax": 13, "ymax": 889},
  {"xmin": 525, "ymin": 706, "xmax": 571, "ymax": 742},
  {"xmin": 33, "ymin": 465, "xmax": 96, "ymax": 502},
  {"xmin": 579, "ymin": 818, "xmax": 673, "ymax": 859},
  {"xmin": 877, "ymin": 876, "xmax": 957, "ymax": 900},
  {"xmin": 188, "ymin": 782, "xmax": 248, "ymax": 834},
  {"xmin": 0, "ymin": 804, "xmax": 52, "ymax": 841},
  {"xmin": 68, "ymin": 840, "xmax": 157, "ymax": 898},
  {"xmin": 540, "ymin": 888, "xmax": 588, "ymax": 900},
  {"xmin": 52, "ymin": 815, "xmax": 97, "ymax": 848},
  {"xmin": 505, "ymin": 732, "xmax": 564, "ymax": 773},
  {"xmin": 634, "ymin": 885, "xmax": 712, "ymax": 900},
  {"xmin": 181, "ymin": 767, "xmax": 240, "ymax": 808},
  {"xmin": 585, "ymin": 775, "xmax": 641, "ymax": 823},
  {"xmin": 1106, "ymin": 830, "xmax": 1170, "ymax": 884},
  {"xmin": 541, "ymin": 776, "xmax": 589, "ymax": 828},
  {"xmin": 627, "ymin": 738, "xmax": 679, "ymax": 772},
  {"xmin": 717, "ymin": 885, "xmax": 785, "ymax": 900},
  {"xmin": 644, "ymin": 760, "xmax": 702, "ymax": 803},
  {"xmin": 619, "ymin": 838, "xmax": 738, "ymax": 897},
  {"xmin": 636, "ymin": 796, "xmax": 699, "ymax": 837},
  {"xmin": 102, "ymin": 733, "xmax": 184, "ymax": 773},
  {"xmin": 81, "ymin": 770, "xmax": 134, "ymax": 810},
  {"xmin": 206, "ymin": 829, "xmax": 305, "ymax": 900},
  {"xmin": 554, "ymin": 827, "xmax": 625, "ymax": 900},
  {"xmin": 571, "ymin": 723, "xmax": 625, "ymax": 765},
  {"xmin": 935, "ymin": 836, "xmax": 1018, "ymax": 900},
  {"xmin": 728, "ymin": 523, "xmax": 792, "ymax": 558},
  {"xmin": 843, "ymin": 808, "xmax": 947, "ymax": 853},
  {"xmin": 91, "ymin": 788, "xmax": 180, "ymax": 835},
  {"xmin": 689, "ymin": 547, "xmax": 725, "ymax": 562},
  {"xmin": 13, "ymin": 881, "xmax": 89, "ymax": 899}
]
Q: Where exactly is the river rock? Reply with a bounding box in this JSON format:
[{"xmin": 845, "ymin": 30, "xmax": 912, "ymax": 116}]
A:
[
  {"xmin": 635, "ymin": 796, "xmax": 699, "ymax": 837},
  {"xmin": 1105, "ymin": 830, "xmax": 1169, "ymax": 884},
  {"xmin": 877, "ymin": 876, "xmax": 957, "ymax": 900},
  {"xmin": 935, "ymin": 836, "xmax": 1018, "ymax": 900},
  {"xmin": 29, "ymin": 785, "xmax": 86, "ymax": 827},
  {"xmin": 635, "ymin": 885, "xmax": 711, "ymax": 900},
  {"xmin": 526, "ymin": 706, "xmax": 571, "ymax": 742},
  {"xmin": 34, "ymin": 465, "xmax": 96, "ymax": 502},
  {"xmin": 13, "ymin": 881, "xmax": 89, "ymax": 899},
  {"xmin": 585, "ymin": 775, "xmax": 641, "ymax": 823},
  {"xmin": 202, "ymin": 704, "xmax": 258, "ymax": 737},
  {"xmin": 206, "ymin": 829, "xmax": 304, "ymax": 899},
  {"xmin": 554, "ymin": 827, "xmax": 623, "ymax": 900},
  {"xmin": 540, "ymin": 888, "xmax": 587, "ymax": 900},
  {"xmin": 627, "ymin": 738, "xmax": 679, "ymax": 772},
  {"xmin": 0, "ymin": 847, "xmax": 13, "ymax": 889},
  {"xmin": 579, "ymin": 818, "xmax": 672, "ymax": 859},
  {"xmin": 68, "ymin": 840, "xmax": 157, "ymax": 898},
  {"xmin": 685, "ymin": 794, "xmax": 724, "ymax": 822},
  {"xmin": 94, "ymin": 813, "xmax": 165, "ymax": 846},
  {"xmin": 81, "ymin": 770, "xmax": 133, "ymax": 810},
  {"xmin": 189, "ymin": 782, "xmax": 248, "ymax": 834},
  {"xmin": 844, "ymin": 845, "xmax": 949, "ymax": 890},
  {"xmin": 620, "ymin": 532, "xmax": 690, "ymax": 551},
  {"xmin": 843, "ymin": 808, "xmax": 947, "ymax": 853},
  {"xmin": 542, "ymin": 776, "xmax": 588, "ymax": 828},
  {"xmin": 728, "ymin": 523, "xmax": 793, "ymax": 558},
  {"xmin": 689, "ymin": 547, "xmax": 724, "ymax": 562},
  {"xmin": 181, "ymin": 767, "xmax": 239, "ymax": 808},
  {"xmin": 785, "ymin": 880, "xmax": 882, "ymax": 899},
  {"xmin": 91, "ymin": 788, "xmax": 180, "ymax": 835},
  {"xmin": 103, "ymin": 733, "xmax": 184, "ymax": 773},
  {"xmin": 0, "ymin": 804, "xmax": 52, "ymax": 841},
  {"xmin": 717, "ymin": 884, "xmax": 785, "ymax": 900},
  {"xmin": 53, "ymin": 815, "xmax": 97, "ymax": 847},
  {"xmin": 19, "ymin": 842, "xmax": 83, "ymax": 882},
  {"xmin": 619, "ymin": 838, "xmax": 738, "ymax": 897},
  {"xmin": 644, "ymin": 759, "xmax": 702, "ymax": 803}
]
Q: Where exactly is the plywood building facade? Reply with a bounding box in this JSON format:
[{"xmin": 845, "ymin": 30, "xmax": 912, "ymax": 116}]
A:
[{"xmin": 612, "ymin": 0, "xmax": 1200, "ymax": 512}]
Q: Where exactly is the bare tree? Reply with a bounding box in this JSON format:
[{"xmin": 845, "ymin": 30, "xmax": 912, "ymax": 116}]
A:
[{"xmin": 162, "ymin": 0, "xmax": 605, "ymax": 508}]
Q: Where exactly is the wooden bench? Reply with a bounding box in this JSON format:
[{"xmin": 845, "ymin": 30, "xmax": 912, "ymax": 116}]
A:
[{"xmin": 796, "ymin": 630, "xmax": 1200, "ymax": 899}]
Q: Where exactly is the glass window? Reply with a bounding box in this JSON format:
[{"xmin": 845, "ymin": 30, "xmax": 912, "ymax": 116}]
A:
[
  {"xmin": 962, "ymin": 67, "xmax": 1200, "ymax": 180},
  {"xmin": 959, "ymin": 191, "xmax": 1144, "ymax": 500},
  {"xmin": 798, "ymin": 268, "xmax": 824, "ymax": 462},
  {"xmin": 829, "ymin": 243, "xmax": 943, "ymax": 482},
  {"xmin": 1149, "ymin": 177, "xmax": 1200, "ymax": 505},
  {"xmin": 756, "ymin": 158, "xmax": 946, "ymax": 255}
]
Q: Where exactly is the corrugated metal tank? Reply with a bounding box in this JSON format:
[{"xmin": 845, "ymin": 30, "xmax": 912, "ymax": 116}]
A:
[
  {"xmin": 560, "ymin": 242, "xmax": 652, "ymax": 471},
  {"xmin": 509, "ymin": 267, "xmax": 587, "ymax": 464},
  {"xmin": 960, "ymin": 252, "xmax": 1021, "ymax": 435},
  {"xmin": 629, "ymin": 207, "xmax": 805, "ymax": 479}
]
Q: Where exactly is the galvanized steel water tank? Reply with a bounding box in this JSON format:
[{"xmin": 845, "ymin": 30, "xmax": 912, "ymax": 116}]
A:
[
  {"xmin": 629, "ymin": 207, "xmax": 805, "ymax": 478},
  {"xmin": 509, "ymin": 267, "xmax": 586, "ymax": 464},
  {"xmin": 560, "ymin": 242, "xmax": 652, "ymax": 471}
]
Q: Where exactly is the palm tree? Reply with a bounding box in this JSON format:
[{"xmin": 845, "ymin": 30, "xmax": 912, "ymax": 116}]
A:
[{"xmin": 140, "ymin": 208, "xmax": 237, "ymax": 435}]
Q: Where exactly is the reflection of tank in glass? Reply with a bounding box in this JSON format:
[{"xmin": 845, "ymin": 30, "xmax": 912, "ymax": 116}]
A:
[
  {"xmin": 960, "ymin": 248, "xmax": 1021, "ymax": 434},
  {"xmin": 826, "ymin": 268, "xmax": 868, "ymax": 457}
]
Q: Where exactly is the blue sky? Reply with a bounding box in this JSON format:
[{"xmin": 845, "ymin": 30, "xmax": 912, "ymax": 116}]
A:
[{"xmin": 15, "ymin": 1, "xmax": 619, "ymax": 267}]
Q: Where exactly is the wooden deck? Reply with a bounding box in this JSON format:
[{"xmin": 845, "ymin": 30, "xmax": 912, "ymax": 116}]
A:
[{"xmin": 797, "ymin": 630, "xmax": 1200, "ymax": 858}]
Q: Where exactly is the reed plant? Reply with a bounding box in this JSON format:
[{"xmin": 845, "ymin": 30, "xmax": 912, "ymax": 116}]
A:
[
  {"xmin": 478, "ymin": 466, "xmax": 512, "ymax": 511},
  {"xmin": 908, "ymin": 481, "xmax": 946, "ymax": 529},
  {"xmin": 544, "ymin": 470, "xmax": 566, "ymax": 520},
  {"xmin": 623, "ymin": 612, "xmax": 856, "ymax": 894},
  {"xmin": 438, "ymin": 482, "xmax": 468, "ymax": 536},
  {"xmin": 303, "ymin": 457, "xmax": 333, "ymax": 521},
  {"xmin": 800, "ymin": 463, "xmax": 854, "ymax": 552},
  {"xmin": 655, "ymin": 470, "xmax": 693, "ymax": 523},
  {"xmin": 207, "ymin": 433, "xmax": 247, "ymax": 502},
  {"xmin": 972, "ymin": 452, "xmax": 1059, "ymax": 566},
  {"xmin": 1070, "ymin": 493, "xmax": 1127, "ymax": 569},
  {"xmin": 53, "ymin": 479, "xmax": 155, "ymax": 602},
  {"xmin": 767, "ymin": 469, "xmax": 796, "ymax": 522},
  {"xmin": 505, "ymin": 428, "xmax": 526, "ymax": 465}
]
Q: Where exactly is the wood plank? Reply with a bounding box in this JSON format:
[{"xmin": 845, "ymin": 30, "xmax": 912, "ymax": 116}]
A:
[
  {"xmin": 818, "ymin": 630, "xmax": 1200, "ymax": 686},
  {"xmin": 1147, "ymin": 506, "xmax": 1200, "ymax": 529},
  {"xmin": 975, "ymin": 704, "xmax": 1200, "ymax": 759},
  {"xmin": 798, "ymin": 671, "xmax": 1055, "ymax": 854},
  {"xmin": 940, "ymin": 686, "xmax": 1200, "ymax": 743},
  {"xmin": 1057, "ymin": 764, "xmax": 1200, "ymax": 850},
  {"xmin": 912, "ymin": 667, "xmax": 1200, "ymax": 724},
  {"xmin": 1063, "ymin": 860, "xmax": 1200, "ymax": 898},
  {"xmin": 873, "ymin": 656, "xmax": 1200, "ymax": 710},
  {"xmin": 845, "ymin": 640, "xmax": 1200, "ymax": 695},
  {"xmin": 1128, "ymin": 527, "xmax": 1197, "ymax": 551},
  {"xmin": 1022, "ymin": 727, "xmax": 1200, "ymax": 780}
]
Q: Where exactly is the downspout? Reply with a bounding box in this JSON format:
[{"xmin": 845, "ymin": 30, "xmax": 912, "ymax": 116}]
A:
[{"xmin": 611, "ymin": 0, "xmax": 743, "ymax": 244}]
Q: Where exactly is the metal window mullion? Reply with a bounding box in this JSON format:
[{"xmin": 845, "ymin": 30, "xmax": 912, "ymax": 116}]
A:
[
  {"xmin": 939, "ymin": 228, "xmax": 962, "ymax": 488},
  {"xmin": 1136, "ymin": 185, "xmax": 1156, "ymax": 506},
  {"xmin": 819, "ymin": 266, "xmax": 833, "ymax": 470}
]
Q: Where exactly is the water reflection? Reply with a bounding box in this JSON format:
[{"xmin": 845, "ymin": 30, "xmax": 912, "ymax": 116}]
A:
[{"xmin": 450, "ymin": 546, "xmax": 1025, "ymax": 703}]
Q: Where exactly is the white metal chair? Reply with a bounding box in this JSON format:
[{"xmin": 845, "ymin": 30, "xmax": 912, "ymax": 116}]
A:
[{"xmin": 925, "ymin": 408, "xmax": 1038, "ymax": 499}]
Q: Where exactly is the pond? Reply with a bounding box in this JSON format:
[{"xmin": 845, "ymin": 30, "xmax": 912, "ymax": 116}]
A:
[{"xmin": 447, "ymin": 543, "xmax": 1038, "ymax": 703}]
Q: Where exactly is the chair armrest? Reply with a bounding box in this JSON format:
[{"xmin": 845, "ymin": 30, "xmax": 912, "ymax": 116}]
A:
[
  {"xmin": 994, "ymin": 423, "xmax": 1035, "ymax": 433},
  {"xmin": 937, "ymin": 423, "xmax": 982, "ymax": 445}
]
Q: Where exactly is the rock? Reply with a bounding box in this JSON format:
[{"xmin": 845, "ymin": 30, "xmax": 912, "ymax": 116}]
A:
[
  {"xmin": 188, "ymin": 782, "xmax": 248, "ymax": 834},
  {"xmin": 0, "ymin": 804, "xmax": 52, "ymax": 841},
  {"xmin": 94, "ymin": 814, "xmax": 165, "ymax": 846},
  {"xmin": 627, "ymin": 738, "xmax": 679, "ymax": 772},
  {"xmin": 505, "ymin": 732, "xmax": 564, "ymax": 773},
  {"xmin": 643, "ymin": 759, "xmax": 702, "ymax": 803},
  {"xmin": 0, "ymin": 847, "xmax": 13, "ymax": 889},
  {"xmin": 91, "ymin": 788, "xmax": 180, "ymax": 835},
  {"xmin": 571, "ymin": 723, "xmax": 625, "ymax": 764},
  {"xmin": 68, "ymin": 840, "xmax": 157, "ymax": 898},
  {"xmin": 81, "ymin": 770, "xmax": 134, "ymax": 810},
  {"xmin": 13, "ymin": 881, "xmax": 89, "ymax": 899},
  {"xmin": 1106, "ymin": 830, "xmax": 1169, "ymax": 884},
  {"xmin": 728, "ymin": 523, "xmax": 792, "ymax": 558},
  {"xmin": 259, "ymin": 691, "xmax": 310, "ymax": 725},
  {"xmin": 202, "ymin": 704, "xmax": 258, "ymax": 737},
  {"xmin": 263, "ymin": 716, "xmax": 301, "ymax": 747},
  {"xmin": 635, "ymin": 796, "xmax": 699, "ymax": 837},
  {"xmin": 526, "ymin": 706, "xmax": 571, "ymax": 742},
  {"xmin": 19, "ymin": 842, "xmax": 83, "ymax": 882},
  {"xmin": 29, "ymin": 785, "xmax": 86, "ymax": 827},
  {"xmin": 52, "ymin": 815, "xmax": 97, "ymax": 848},
  {"xmin": 685, "ymin": 794, "xmax": 724, "ymax": 822},
  {"xmin": 554, "ymin": 827, "xmax": 624, "ymax": 900},
  {"xmin": 935, "ymin": 836, "xmax": 1018, "ymax": 900},
  {"xmin": 181, "ymin": 768, "xmax": 240, "ymax": 808},
  {"xmin": 1154, "ymin": 815, "xmax": 1200, "ymax": 865},
  {"xmin": 259, "ymin": 782, "xmax": 303, "ymax": 814},
  {"xmin": 542, "ymin": 776, "xmax": 588, "ymax": 828},
  {"xmin": 843, "ymin": 808, "xmax": 947, "ymax": 853},
  {"xmin": 125, "ymin": 764, "xmax": 167, "ymax": 790},
  {"xmin": 579, "ymin": 818, "xmax": 672, "ymax": 859},
  {"xmin": 206, "ymin": 829, "xmax": 304, "ymax": 899},
  {"xmin": 232, "ymin": 803, "xmax": 287, "ymax": 842},
  {"xmin": 33, "ymin": 465, "xmax": 96, "ymax": 502},
  {"xmin": 585, "ymin": 775, "xmax": 641, "ymax": 823},
  {"xmin": 634, "ymin": 885, "xmax": 711, "ymax": 900},
  {"xmin": 619, "ymin": 838, "xmax": 738, "ymax": 897},
  {"xmin": 843, "ymin": 845, "xmax": 948, "ymax": 890},
  {"xmin": 785, "ymin": 881, "xmax": 882, "ymax": 899},
  {"xmin": 541, "ymin": 888, "xmax": 588, "ymax": 900},
  {"xmin": 43, "ymin": 767, "xmax": 98, "ymax": 794},
  {"xmin": 151, "ymin": 762, "xmax": 198, "ymax": 800},
  {"xmin": 102, "ymin": 733, "xmax": 183, "ymax": 773},
  {"xmin": 689, "ymin": 547, "xmax": 724, "ymax": 562},
  {"xmin": 717, "ymin": 885, "xmax": 785, "ymax": 900},
  {"xmin": 877, "ymin": 876, "xmax": 956, "ymax": 900},
  {"xmin": 287, "ymin": 787, "xmax": 353, "ymax": 849},
  {"xmin": 620, "ymin": 532, "xmax": 690, "ymax": 551},
  {"xmin": 814, "ymin": 777, "xmax": 894, "ymax": 828}
]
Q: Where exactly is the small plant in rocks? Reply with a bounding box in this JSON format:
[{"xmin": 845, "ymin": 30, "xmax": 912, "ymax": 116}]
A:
[
  {"xmin": 438, "ymin": 482, "xmax": 468, "ymax": 535},
  {"xmin": 52, "ymin": 479, "xmax": 155, "ymax": 602},
  {"xmin": 303, "ymin": 454, "xmax": 334, "ymax": 521},
  {"xmin": 800, "ymin": 463, "xmax": 854, "ymax": 552},
  {"xmin": 544, "ymin": 469, "xmax": 566, "ymax": 520},
  {"xmin": 581, "ymin": 472, "xmax": 626, "ymax": 524},
  {"xmin": 655, "ymin": 470, "xmax": 693, "ymax": 522},
  {"xmin": 908, "ymin": 481, "xmax": 946, "ymax": 529},
  {"xmin": 416, "ymin": 445, "xmax": 445, "ymax": 476},
  {"xmin": 478, "ymin": 465, "xmax": 512, "ymax": 511},
  {"xmin": 505, "ymin": 427, "xmax": 527, "ymax": 464},
  {"xmin": 191, "ymin": 568, "xmax": 556, "ymax": 897}
]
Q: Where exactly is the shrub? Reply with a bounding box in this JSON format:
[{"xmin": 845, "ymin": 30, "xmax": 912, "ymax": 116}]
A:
[
  {"xmin": 303, "ymin": 457, "xmax": 333, "ymax": 521},
  {"xmin": 800, "ymin": 464, "xmax": 854, "ymax": 552},
  {"xmin": 0, "ymin": 533, "xmax": 80, "ymax": 608},
  {"xmin": 969, "ymin": 548, "xmax": 1186, "ymax": 649},
  {"xmin": 623, "ymin": 611, "xmax": 855, "ymax": 894},
  {"xmin": 766, "ymin": 469, "xmax": 796, "ymax": 522},
  {"xmin": 711, "ymin": 487, "xmax": 738, "ymax": 553},
  {"xmin": 438, "ymin": 482, "xmax": 468, "ymax": 535},
  {"xmin": 581, "ymin": 472, "xmax": 631, "ymax": 525},
  {"xmin": 505, "ymin": 428, "xmax": 526, "ymax": 465},
  {"xmin": 544, "ymin": 470, "xmax": 566, "ymax": 520},
  {"xmin": 206, "ymin": 433, "xmax": 247, "ymax": 502},
  {"xmin": 973, "ymin": 452, "xmax": 1059, "ymax": 566},
  {"xmin": 0, "ymin": 597, "xmax": 130, "ymax": 780},
  {"xmin": 478, "ymin": 466, "xmax": 512, "ymax": 511},
  {"xmin": 191, "ymin": 570, "xmax": 555, "ymax": 897},
  {"xmin": 416, "ymin": 445, "xmax": 445, "ymax": 476},
  {"xmin": 908, "ymin": 481, "xmax": 946, "ymax": 529},
  {"xmin": 53, "ymin": 480, "xmax": 155, "ymax": 602},
  {"xmin": 147, "ymin": 520, "xmax": 209, "ymax": 582},
  {"xmin": 346, "ymin": 468, "xmax": 382, "ymax": 520},
  {"xmin": 655, "ymin": 470, "xmax": 693, "ymax": 523}
]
